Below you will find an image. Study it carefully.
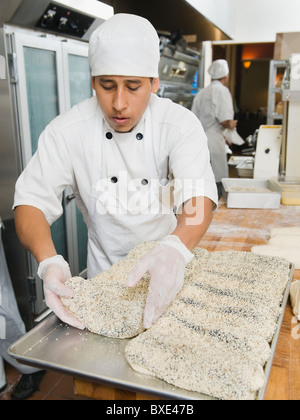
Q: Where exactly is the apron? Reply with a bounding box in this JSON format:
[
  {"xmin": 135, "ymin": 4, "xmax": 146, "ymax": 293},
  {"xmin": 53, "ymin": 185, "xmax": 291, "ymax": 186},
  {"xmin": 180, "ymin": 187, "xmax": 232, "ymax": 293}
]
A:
[
  {"xmin": 206, "ymin": 127, "xmax": 229, "ymax": 183},
  {"xmin": 193, "ymin": 81, "xmax": 231, "ymax": 183},
  {"xmin": 87, "ymin": 107, "xmax": 177, "ymax": 277}
]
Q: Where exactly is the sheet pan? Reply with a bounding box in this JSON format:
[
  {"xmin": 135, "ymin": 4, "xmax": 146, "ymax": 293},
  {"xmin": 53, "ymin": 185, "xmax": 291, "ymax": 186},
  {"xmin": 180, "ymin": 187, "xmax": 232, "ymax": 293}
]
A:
[{"xmin": 8, "ymin": 264, "xmax": 295, "ymax": 400}]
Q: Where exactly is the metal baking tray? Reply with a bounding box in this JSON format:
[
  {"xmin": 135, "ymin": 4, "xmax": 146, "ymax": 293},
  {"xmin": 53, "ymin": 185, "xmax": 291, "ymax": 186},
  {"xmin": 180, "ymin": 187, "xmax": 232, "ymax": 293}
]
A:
[
  {"xmin": 222, "ymin": 178, "xmax": 281, "ymax": 209},
  {"xmin": 236, "ymin": 159, "xmax": 254, "ymax": 178},
  {"xmin": 8, "ymin": 265, "xmax": 294, "ymax": 400}
]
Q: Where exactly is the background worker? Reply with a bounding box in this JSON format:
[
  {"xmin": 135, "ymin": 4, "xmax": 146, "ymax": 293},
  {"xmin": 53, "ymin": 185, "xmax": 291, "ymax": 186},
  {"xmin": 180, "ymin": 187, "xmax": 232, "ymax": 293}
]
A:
[{"xmin": 192, "ymin": 59, "xmax": 239, "ymax": 199}]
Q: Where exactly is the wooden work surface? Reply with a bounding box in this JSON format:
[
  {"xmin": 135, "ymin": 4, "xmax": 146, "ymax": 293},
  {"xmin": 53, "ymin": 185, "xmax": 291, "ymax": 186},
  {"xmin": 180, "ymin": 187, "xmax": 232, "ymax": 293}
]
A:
[{"xmin": 74, "ymin": 203, "xmax": 300, "ymax": 401}]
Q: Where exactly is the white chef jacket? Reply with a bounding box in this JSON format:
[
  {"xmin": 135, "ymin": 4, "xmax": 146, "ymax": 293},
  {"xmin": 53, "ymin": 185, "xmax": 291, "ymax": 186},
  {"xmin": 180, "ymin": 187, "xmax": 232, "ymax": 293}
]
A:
[
  {"xmin": 192, "ymin": 81, "xmax": 234, "ymax": 182},
  {"xmin": 14, "ymin": 94, "xmax": 218, "ymax": 276}
]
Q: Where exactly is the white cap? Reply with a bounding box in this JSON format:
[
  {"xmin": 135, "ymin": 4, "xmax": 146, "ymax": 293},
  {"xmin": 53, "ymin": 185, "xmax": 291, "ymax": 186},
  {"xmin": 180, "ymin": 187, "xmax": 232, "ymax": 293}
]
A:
[
  {"xmin": 89, "ymin": 14, "xmax": 160, "ymax": 78},
  {"xmin": 208, "ymin": 59, "xmax": 229, "ymax": 79}
]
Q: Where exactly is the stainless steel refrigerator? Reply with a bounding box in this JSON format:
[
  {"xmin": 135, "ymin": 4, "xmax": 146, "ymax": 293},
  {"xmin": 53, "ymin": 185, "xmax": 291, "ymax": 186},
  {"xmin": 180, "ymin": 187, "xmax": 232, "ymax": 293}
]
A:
[{"xmin": 0, "ymin": 1, "xmax": 111, "ymax": 329}]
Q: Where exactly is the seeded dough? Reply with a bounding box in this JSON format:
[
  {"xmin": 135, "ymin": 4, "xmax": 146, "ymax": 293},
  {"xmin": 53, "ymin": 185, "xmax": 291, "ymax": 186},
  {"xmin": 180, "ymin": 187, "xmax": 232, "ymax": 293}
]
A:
[
  {"xmin": 252, "ymin": 226, "xmax": 300, "ymax": 269},
  {"xmin": 271, "ymin": 227, "xmax": 300, "ymax": 237},
  {"xmin": 269, "ymin": 235, "xmax": 300, "ymax": 248},
  {"xmin": 125, "ymin": 249, "xmax": 290, "ymax": 400},
  {"xmin": 61, "ymin": 242, "xmax": 156, "ymax": 338},
  {"xmin": 62, "ymin": 243, "xmax": 290, "ymax": 400}
]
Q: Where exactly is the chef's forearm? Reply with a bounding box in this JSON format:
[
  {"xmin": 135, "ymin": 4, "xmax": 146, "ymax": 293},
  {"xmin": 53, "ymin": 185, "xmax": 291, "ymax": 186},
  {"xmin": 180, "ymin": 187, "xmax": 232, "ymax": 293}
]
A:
[
  {"xmin": 221, "ymin": 120, "xmax": 237, "ymax": 129},
  {"xmin": 172, "ymin": 196, "xmax": 213, "ymax": 251},
  {"xmin": 14, "ymin": 205, "xmax": 57, "ymax": 263}
]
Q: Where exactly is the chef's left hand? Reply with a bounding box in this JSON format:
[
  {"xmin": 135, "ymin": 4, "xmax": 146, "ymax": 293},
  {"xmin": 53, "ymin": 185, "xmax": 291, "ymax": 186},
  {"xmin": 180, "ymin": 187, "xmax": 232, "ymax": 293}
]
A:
[{"xmin": 126, "ymin": 236, "xmax": 194, "ymax": 329}]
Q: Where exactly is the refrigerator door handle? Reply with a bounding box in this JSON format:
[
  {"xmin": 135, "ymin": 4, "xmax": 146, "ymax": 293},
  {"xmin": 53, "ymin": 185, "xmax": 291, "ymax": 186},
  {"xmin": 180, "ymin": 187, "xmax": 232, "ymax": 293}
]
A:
[
  {"xmin": 0, "ymin": 54, "xmax": 6, "ymax": 79},
  {"xmin": 66, "ymin": 193, "xmax": 76, "ymax": 203},
  {"xmin": 8, "ymin": 52, "xmax": 18, "ymax": 84}
]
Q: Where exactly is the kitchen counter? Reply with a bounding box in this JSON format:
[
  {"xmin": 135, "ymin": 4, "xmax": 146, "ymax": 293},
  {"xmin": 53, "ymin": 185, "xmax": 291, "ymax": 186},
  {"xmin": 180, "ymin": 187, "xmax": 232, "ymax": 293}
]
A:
[
  {"xmin": 74, "ymin": 202, "xmax": 300, "ymax": 400},
  {"xmin": 199, "ymin": 202, "xmax": 300, "ymax": 401}
]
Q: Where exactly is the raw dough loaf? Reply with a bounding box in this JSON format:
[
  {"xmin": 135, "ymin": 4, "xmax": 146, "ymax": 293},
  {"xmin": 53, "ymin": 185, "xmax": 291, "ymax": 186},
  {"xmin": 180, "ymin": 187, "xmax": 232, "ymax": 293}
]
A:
[
  {"xmin": 271, "ymin": 227, "xmax": 300, "ymax": 237},
  {"xmin": 252, "ymin": 226, "xmax": 300, "ymax": 269},
  {"xmin": 125, "ymin": 248, "xmax": 291, "ymax": 400},
  {"xmin": 61, "ymin": 242, "xmax": 157, "ymax": 338},
  {"xmin": 269, "ymin": 235, "xmax": 300, "ymax": 248},
  {"xmin": 251, "ymin": 245, "xmax": 300, "ymax": 269},
  {"xmin": 290, "ymin": 280, "xmax": 300, "ymax": 320}
]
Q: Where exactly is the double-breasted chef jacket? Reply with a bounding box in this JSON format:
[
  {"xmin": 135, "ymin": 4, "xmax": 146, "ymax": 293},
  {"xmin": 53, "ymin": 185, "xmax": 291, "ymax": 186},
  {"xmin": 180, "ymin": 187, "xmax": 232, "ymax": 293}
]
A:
[{"xmin": 14, "ymin": 94, "xmax": 218, "ymax": 278}]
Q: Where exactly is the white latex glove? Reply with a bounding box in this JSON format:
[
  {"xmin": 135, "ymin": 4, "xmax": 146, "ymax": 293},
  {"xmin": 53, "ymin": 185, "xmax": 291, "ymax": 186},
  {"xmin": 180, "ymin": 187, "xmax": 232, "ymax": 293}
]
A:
[
  {"xmin": 126, "ymin": 236, "xmax": 194, "ymax": 329},
  {"xmin": 37, "ymin": 255, "xmax": 85, "ymax": 330}
]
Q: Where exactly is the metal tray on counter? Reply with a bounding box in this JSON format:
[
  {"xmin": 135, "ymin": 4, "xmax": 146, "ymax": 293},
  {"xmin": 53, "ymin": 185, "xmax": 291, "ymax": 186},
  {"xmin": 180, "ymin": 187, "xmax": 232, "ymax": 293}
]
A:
[
  {"xmin": 8, "ymin": 265, "xmax": 294, "ymax": 401},
  {"xmin": 222, "ymin": 178, "xmax": 281, "ymax": 209}
]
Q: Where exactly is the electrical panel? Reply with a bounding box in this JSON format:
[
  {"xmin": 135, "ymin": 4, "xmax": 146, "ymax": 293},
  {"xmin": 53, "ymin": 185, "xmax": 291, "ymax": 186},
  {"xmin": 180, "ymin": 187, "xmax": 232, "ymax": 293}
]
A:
[{"xmin": 36, "ymin": 2, "xmax": 95, "ymax": 38}]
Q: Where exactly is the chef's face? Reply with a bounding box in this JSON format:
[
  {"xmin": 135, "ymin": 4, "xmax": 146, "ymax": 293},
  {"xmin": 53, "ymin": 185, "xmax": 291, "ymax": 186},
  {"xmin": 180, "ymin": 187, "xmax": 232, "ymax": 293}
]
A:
[{"xmin": 92, "ymin": 76, "xmax": 159, "ymax": 133}]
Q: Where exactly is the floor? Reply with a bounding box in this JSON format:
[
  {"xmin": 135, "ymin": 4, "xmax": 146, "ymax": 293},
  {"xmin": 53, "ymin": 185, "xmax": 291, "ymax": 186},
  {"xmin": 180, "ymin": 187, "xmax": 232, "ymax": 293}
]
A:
[{"xmin": 0, "ymin": 362, "xmax": 92, "ymax": 400}]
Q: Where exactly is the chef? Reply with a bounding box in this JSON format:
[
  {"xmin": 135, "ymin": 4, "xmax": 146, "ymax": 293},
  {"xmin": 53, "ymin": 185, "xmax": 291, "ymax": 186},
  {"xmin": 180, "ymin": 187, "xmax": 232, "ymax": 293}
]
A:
[
  {"xmin": 192, "ymin": 59, "xmax": 238, "ymax": 198},
  {"xmin": 13, "ymin": 14, "xmax": 218, "ymax": 331}
]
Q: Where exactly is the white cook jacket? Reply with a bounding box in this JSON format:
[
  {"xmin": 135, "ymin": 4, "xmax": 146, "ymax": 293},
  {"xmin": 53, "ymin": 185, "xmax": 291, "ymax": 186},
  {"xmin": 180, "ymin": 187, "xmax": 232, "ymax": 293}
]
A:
[
  {"xmin": 14, "ymin": 94, "xmax": 218, "ymax": 277},
  {"xmin": 192, "ymin": 81, "xmax": 234, "ymax": 182}
]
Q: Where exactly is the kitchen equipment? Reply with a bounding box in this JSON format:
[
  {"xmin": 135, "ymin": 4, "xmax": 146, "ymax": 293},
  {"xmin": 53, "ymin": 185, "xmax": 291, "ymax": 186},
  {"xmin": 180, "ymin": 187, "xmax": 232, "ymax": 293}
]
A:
[
  {"xmin": 242, "ymin": 129, "xmax": 259, "ymax": 155},
  {"xmin": 269, "ymin": 177, "xmax": 300, "ymax": 206},
  {"xmin": 0, "ymin": 0, "xmax": 113, "ymax": 39},
  {"xmin": 253, "ymin": 125, "xmax": 282, "ymax": 180},
  {"xmin": 158, "ymin": 34, "xmax": 201, "ymax": 109},
  {"xmin": 0, "ymin": 1, "xmax": 113, "ymax": 328},
  {"xmin": 267, "ymin": 60, "xmax": 288, "ymax": 125},
  {"xmin": 8, "ymin": 264, "xmax": 294, "ymax": 400},
  {"xmin": 228, "ymin": 155, "xmax": 254, "ymax": 178},
  {"xmin": 240, "ymin": 53, "xmax": 300, "ymax": 181},
  {"xmin": 281, "ymin": 54, "xmax": 300, "ymax": 179},
  {"xmin": 228, "ymin": 156, "xmax": 252, "ymax": 166},
  {"xmin": 236, "ymin": 159, "xmax": 254, "ymax": 178},
  {"xmin": 222, "ymin": 178, "xmax": 281, "ymax": 209},
  {"xmin": 265, "ymin": 54, "xmax": 300, "ymax": 203}
]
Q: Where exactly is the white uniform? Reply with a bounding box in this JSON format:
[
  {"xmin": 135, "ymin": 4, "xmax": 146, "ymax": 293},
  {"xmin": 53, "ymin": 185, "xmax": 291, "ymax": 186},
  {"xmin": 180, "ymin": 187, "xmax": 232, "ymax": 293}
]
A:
[
  {"xmin": 14, "ymin": 95, "xmax": 218, "ymax": 277},
  {"xmin": 192, "ymin": 81, "xmax": 234, "ymax": 182}
]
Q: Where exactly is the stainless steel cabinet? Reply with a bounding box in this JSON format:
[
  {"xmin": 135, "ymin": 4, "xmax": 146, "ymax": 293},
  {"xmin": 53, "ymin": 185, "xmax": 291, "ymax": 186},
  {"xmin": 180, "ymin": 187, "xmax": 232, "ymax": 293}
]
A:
[
  {"xmin": 267, "ymin": 60, "xmax": 288, "ymax": 125},
  {"xmin": 0, "ymin": 25, "xmax": 91, "ymax": 325}
]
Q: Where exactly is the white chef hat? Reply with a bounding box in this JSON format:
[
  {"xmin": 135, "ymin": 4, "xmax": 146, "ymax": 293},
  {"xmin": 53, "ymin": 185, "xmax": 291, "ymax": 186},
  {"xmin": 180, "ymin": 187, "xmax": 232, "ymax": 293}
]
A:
[
  {"xmin": 89, "ymin": 14, "xmax": 160, "ymax": 78},
  {"xmin": 208, "ymin": 59, "xmax": 229, "ymax": 79}
]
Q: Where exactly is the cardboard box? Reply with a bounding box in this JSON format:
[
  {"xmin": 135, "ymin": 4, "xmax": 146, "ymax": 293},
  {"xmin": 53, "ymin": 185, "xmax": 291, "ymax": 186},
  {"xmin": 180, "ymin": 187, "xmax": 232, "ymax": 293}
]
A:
[{"xmin": 274, "ymin": 32, "xmax": 300, "ymax": 60}]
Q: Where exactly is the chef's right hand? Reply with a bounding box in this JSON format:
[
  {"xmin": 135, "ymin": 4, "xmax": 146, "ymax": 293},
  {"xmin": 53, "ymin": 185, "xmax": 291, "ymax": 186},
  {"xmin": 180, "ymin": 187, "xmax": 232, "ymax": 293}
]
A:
[
  {"xmin": 37, "ymin": 255, "xmax": 85, "ymax": 330},
  {"xmin": 229, "ymin": 120, "xmax": 238, "ymax": 129}
]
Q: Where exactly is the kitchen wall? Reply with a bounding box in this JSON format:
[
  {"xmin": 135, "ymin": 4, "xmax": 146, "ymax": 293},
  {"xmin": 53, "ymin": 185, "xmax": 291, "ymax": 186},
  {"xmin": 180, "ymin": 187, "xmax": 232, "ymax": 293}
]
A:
[
  {"xmin": 102, "ymin": 0, "xmax": 300, "ymax": 43},
  {"xmin": 187, "ymin": 0, "xmax": 300, "ymax": 43},
  {"xmin": 100, "ymin": 0, "xmax": 231, "ymax": 42},
  {"xmin": 235, "ymin": 0, "xmax": 300, "ymax": 42},
  {"xmin": 185, "ymin": 0, "xmax": 236, "ymax": 39}
]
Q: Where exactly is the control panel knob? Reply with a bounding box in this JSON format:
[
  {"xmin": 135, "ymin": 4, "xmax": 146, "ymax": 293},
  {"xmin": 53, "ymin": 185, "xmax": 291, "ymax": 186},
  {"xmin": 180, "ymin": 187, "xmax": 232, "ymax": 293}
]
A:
[
  {"xmin": 58, "ymin": 17, "xmax": 68, "ymax": 31},
  {"xmin": 41, "ymin": 9, "xmax": 56, "ymax": 27}
]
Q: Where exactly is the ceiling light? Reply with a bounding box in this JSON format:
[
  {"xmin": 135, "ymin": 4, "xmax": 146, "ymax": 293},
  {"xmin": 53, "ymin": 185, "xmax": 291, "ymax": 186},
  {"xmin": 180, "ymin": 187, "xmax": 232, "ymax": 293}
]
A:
[{"xmin": 243, "ymin": 61, "xmax": 252, "ymax": 70}]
